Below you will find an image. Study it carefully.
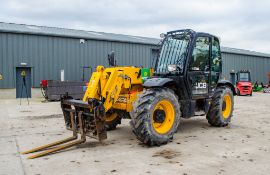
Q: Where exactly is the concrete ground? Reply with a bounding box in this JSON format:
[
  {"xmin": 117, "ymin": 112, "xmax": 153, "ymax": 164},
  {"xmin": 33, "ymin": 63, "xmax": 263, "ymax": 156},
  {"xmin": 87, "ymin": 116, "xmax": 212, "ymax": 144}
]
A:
[{"xmin": 0, "ymin": 93, "xmax": 270, "ymax": 175}]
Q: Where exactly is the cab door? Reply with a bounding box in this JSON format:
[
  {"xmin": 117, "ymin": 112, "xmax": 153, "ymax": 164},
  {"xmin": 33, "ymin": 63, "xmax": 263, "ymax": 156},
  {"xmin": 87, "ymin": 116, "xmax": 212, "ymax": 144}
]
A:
[
  {"xmin": 209, "ymin": 37, "xmax": 222, "ymax": 94},
  {"xmin": 188, "ymin": 36, "xmax": 211, "ymax": 98}
]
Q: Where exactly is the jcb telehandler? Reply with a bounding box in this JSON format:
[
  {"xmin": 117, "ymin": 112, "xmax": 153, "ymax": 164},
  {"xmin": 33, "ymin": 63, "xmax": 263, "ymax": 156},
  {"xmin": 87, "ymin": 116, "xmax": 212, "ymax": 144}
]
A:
[{"xmin": 22, "ymin": 29, "xmax": 236, "ymax": 159}]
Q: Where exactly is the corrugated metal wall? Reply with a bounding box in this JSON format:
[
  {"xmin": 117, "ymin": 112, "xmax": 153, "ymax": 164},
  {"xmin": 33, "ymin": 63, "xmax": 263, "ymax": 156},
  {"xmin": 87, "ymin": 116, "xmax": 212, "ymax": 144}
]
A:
[
  {"xmin": 0, "ymin": 33, "xmax": 154, "ymax": 88},
  {"xmin": 222, "ymin": 52, "xmax": 270, "ymax": 84},
  {"xmin": 1, "ymin": 32, "xmax": 270, "ymax": 89}
]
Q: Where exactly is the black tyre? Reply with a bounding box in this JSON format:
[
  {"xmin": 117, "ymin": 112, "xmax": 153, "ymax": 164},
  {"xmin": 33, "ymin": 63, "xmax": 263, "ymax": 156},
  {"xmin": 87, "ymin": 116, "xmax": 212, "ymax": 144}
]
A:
[
  {"xmin": 105, "ymin": 111, "xmax": 122, "ymax": 131},
  {"xmin": 207, "ymin": 86, "xmax": 234, "ymax": 127},
  {"xmin": 130, "ymin": 88, "xmax": 181, "ymax": 146}
]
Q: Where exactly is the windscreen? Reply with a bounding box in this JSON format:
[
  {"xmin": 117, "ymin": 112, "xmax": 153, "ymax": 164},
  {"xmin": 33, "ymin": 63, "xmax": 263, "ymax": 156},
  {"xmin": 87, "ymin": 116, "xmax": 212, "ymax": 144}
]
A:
[
  {"xmin": 155, "ymin": 34, "xmax": 190, "ymax": 74},
  {"xmin": 239, "ymin": 72, "xmax": 250, "ymax": 82}
]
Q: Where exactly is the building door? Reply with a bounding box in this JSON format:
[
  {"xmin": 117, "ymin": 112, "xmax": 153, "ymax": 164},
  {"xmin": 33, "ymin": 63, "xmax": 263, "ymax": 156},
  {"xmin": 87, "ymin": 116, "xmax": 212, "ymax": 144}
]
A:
[
  {"xmin": 16, "ymin": 67, "xmax": 32, "ymax": 98},
  {"xmin": 230, "ymin": 72, "xmax": 236, "ymax": 86}
]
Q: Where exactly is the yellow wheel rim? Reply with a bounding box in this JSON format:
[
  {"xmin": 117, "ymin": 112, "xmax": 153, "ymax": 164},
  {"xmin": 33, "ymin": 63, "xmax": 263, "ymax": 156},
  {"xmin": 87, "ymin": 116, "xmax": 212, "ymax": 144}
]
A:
[
  {"xmin": 222, "ymin": 94, "xmax": 232, "ymax": 119},
  {"xmin": 106, "ymin": 113, "xmax": 118, "ymax": 122},
  {"xmin": 152, "ymin": 100, "xmax": 175, "ymax": 134}
]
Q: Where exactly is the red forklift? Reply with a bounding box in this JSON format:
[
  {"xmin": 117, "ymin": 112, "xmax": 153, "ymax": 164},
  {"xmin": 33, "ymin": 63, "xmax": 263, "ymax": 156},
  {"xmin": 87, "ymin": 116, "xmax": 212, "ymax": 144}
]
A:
[{"xmin": 235, "ymin": 70, "xmax": 253, "ymax": 96}]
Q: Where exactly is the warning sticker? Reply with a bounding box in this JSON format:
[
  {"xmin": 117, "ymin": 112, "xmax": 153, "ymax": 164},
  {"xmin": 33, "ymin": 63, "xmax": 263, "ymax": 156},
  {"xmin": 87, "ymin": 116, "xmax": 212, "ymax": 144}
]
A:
[{"xmin": 21, "ymin": 70, "xmax": 26, "ymax": 77}]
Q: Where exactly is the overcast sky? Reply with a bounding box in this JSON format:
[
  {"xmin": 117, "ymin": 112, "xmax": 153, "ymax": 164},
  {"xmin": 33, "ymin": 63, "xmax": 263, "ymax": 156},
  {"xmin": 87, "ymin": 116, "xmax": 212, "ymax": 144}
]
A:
[{"xmin": 1, "ymin": 0, "xmax": 270, "ymax": 53}]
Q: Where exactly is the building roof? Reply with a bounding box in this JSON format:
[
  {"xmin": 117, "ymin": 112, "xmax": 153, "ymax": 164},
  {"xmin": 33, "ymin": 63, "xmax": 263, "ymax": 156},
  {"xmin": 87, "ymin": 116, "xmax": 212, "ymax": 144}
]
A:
[
  {"xmin": 221, "ymin": 46, "xmax": 270, "ymax": 58},
  {"xmin": 1, "ymin": 22, "xmax": 270, "ymax": 58},
  {"xmin": 0, "ymin": 22, "xmax": 160, "ymax": 45}
]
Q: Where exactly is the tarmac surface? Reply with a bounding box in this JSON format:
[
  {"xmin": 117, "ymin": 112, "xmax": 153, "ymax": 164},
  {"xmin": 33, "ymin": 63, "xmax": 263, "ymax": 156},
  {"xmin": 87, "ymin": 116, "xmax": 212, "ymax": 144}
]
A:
[{"xmin": 0, "ymin": 93, "xmax": 270, "ymax": 175}]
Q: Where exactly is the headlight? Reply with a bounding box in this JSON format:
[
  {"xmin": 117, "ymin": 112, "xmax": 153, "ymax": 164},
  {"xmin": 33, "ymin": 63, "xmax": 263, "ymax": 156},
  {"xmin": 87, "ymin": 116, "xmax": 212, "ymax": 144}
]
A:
[{"xmin": 168, "ymin": 65, "xmax": 177, "ymax": 72}]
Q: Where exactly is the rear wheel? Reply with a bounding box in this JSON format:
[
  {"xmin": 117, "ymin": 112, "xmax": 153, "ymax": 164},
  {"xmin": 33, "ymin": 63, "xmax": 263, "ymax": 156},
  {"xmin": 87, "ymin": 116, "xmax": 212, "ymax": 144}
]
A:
[
  {"xmin": 130, "ymin": 88, "xmax": 181, "ymax": 146},
  {"xmin": 207, "ymin": 86, "xmax": 234, "ymax": 127}
]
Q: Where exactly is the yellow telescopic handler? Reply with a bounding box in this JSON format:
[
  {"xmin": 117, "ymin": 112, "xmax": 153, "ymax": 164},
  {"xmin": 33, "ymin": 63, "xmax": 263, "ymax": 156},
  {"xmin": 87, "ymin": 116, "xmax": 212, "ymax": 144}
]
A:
[{"xmin": 22, "ymin": 29, "xmax": 236, "ymax": 159}]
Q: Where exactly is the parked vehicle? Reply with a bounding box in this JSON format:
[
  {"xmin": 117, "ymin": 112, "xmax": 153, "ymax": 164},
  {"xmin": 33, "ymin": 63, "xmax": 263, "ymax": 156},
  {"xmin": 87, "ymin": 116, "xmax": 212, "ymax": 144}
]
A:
[{"xmin": 236, "ymin": 70, "xmax": 253, "ymax": 96}]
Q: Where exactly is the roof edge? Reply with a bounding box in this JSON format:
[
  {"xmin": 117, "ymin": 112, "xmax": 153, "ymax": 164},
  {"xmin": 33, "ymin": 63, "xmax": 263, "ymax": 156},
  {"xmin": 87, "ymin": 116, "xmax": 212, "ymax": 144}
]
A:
[{"xmin": 0, "ymin": 22, "xmax": 160, "ymax": 45}]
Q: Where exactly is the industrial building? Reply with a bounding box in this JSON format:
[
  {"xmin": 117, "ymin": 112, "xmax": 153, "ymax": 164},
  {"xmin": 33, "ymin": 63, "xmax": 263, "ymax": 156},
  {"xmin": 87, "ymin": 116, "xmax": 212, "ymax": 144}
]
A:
[{"xmin": 0, "ymin": 22, "xmax": 270, "ymax": 98}]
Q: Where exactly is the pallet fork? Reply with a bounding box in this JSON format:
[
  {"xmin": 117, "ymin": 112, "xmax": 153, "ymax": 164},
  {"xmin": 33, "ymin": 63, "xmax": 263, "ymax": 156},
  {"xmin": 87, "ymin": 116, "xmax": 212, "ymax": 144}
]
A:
[{"xmin": 21, "ymin": 98, "xmax": 107, "ymax": 159}]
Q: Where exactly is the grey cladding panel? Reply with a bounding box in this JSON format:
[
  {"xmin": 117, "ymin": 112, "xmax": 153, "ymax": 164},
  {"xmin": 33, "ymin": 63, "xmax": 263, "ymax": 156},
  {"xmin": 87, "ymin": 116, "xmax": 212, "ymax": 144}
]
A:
[
  {"xmin": 221, "ymin": 52, "xmax": 270, "ymax": 84},
  {"xmin": 0, "ymin": 33, "xmax": 154, "ymax": 88}
]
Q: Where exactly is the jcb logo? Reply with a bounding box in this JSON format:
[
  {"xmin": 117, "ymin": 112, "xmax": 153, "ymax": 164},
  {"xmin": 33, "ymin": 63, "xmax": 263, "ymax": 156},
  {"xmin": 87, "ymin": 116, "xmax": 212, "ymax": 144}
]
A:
[{"xmin": 195, "ymin": 82, "xmax": 207, "ymax": 89}]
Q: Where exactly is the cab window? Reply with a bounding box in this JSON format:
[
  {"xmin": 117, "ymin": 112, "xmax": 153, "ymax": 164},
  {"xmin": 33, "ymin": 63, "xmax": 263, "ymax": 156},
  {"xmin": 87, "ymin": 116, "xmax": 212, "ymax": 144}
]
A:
[
  {"xmin": 189, "ymin": 37, "xmax": 210, "ymax": 71},
  {"xmin": 210, "ymin": 38, "xmax": 222, "ymax": 85},
  {"xmin": 211, "ymin": 38, "xmax": 221, "ymax": 73}
]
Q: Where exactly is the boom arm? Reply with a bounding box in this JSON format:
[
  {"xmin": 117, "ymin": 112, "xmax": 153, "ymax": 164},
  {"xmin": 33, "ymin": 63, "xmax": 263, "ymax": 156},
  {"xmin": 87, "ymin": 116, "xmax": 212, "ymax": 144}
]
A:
[{"xmin": 83, "ymin": 66, "xmax": 142, "ymax": 112}]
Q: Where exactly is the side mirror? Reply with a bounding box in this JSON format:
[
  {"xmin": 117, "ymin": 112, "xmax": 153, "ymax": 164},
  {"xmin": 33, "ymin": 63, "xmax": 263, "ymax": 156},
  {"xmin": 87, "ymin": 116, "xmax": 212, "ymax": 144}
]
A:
[{"xmin": 108, "ymin": 51, "xmax": 116, "ymax": 66}]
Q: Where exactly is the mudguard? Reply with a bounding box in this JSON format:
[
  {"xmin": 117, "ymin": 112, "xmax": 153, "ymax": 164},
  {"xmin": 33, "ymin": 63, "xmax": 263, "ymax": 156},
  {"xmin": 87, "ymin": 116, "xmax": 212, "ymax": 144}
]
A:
[
  {"xmin": 217, "ymin": 80, "xmax": 236, "ymax": 95},
  {"xmin": 143, "ymin": 78, "xmax": 175, "ymax": 87}
]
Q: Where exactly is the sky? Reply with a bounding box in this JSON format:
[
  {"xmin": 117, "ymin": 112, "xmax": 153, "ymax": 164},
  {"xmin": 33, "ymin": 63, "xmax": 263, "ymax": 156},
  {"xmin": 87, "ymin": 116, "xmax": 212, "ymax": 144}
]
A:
[{"xmin": 0, "ymin": 0, "xmax": 270, "ymax": 53}]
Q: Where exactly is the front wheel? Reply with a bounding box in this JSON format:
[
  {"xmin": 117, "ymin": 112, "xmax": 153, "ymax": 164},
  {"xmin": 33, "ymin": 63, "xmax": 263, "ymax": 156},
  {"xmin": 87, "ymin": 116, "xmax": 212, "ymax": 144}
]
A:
[
  {"xmin": 130, "ymin": 88, "xmax": 181, "ymax": 146},
  {"xmin": 207, "ymin": 86, "xmax": 234, "ymax": 127}
]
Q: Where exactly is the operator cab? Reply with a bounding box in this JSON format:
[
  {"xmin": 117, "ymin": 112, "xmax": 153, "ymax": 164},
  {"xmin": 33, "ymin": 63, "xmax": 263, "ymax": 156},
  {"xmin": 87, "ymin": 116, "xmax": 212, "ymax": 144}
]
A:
[
  {"xmin": 153, "ymin": 29, "xmax": 222, "ymax": 96},
  {"xmin": 146, "ymin": 29, "xmax": 235, "ymax": 117},
  {"xmin": 237, "ymin": 70, "xmax": 251, "ymax": 82}
]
